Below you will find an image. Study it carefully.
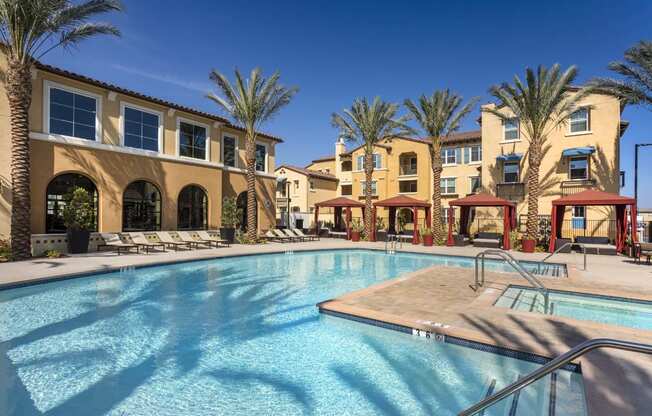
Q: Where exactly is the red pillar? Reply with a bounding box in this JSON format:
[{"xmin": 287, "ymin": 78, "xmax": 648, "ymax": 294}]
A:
[
  {"xmin": 549, "ymin": 205, "xmax": 558, "ymax": 253},
  {"xmin": 346, "ymin": 207, "xmax": 352, "ymax": 240},
  {"xmin": 503, "ymin": 205, "xmax": 511, "ymax": 250},
  {"xmin": 412, "ymin": 206, "xmax": 419, "ymax": 244},
  {"xmin": 447, "ymin": 207, "xmax": 454, "ymax": 246},
  {"xmin": 426, "ymin": 206, "xmax": 432, "ymax": 228},
  {"xmin": 631, "ymin": 203, "xmax": 638, "ymax": 244}
]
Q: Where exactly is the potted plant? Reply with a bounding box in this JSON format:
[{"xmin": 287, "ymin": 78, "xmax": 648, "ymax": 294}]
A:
[
  {"xmin": 62, "ymin": 187, "xmax": 95, "ymax": 254},
  {"xmin": 350, "ymin": 219, "xmax": 363, "ymax": 242},
  {"xmin": 375, "ymin": 217, "xmax": 387, "ymax": 242},
  {"xmin": 420, "ymin": 227, "xmax": 433, "ymax": 246},
  {"xmin": 220, "ymin": 196, "xmax": 240, "ymax": 244}
]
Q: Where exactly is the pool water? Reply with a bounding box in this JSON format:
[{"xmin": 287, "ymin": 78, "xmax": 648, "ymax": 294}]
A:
[
  {"xmin": 495, "ymin": 285, "xmax": 652, "ymax": 331},
  {"xmin": 0, "ymin": 250, "xmax": 583, "ymax": 415}
]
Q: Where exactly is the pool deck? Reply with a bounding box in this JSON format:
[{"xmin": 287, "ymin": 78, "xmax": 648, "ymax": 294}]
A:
[{"xmin": 2, "ymin": 240, "xmax": 652, "ymax": 415}]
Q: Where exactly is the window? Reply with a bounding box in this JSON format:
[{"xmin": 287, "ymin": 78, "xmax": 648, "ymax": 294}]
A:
[
  {"xmin": 341, "ymin": 184, "xmax": 352, "ymax": 196},
  {"xmin": 293, "ymin": 180, "xmax": 299, "ymax": 192},
  {"xmin": 442, "ymin": 205, "xmax": 450, "ymax": 224},
  {"xmin": 341, "ymin": 160, "xmax": 352, "ymax": 172},
  {"xmin": 399, "ymin": 154, "xmax": 417, "ymax": 175},
  {"xmin": 123, "ymin": 106, "xmax": 160, "ymax": 152},
  {"xmin": 360, "ymin": 180, "xmax": 377, "ymax": 195},
  {"xmin": 309, "ymin": 180, "xmax": 315, "ymax": 191},
  {"xmin": 569, "ymin": 156, "xmax": 589, "ymax": 180},
  {"xmin": 440, "ymin": 178, "xmax": 456, "ymax": 195},
  {"xmin": 122, "ymin": 181, "xmax": 161, "ymax": 231},
  {"xmin": 178, "ymin": 185, "xmax": 208, "ymax": 230},
  {"xmin": 572, "ymin": 206, "xmax": 586, "ymax": 229},
  {"xmin": 48, "ymin": 86, "xmax": 98, "ymax": 140},
  {"xmin": 570, "ymin": 108, "xmax": 590, "ymax": 133},
  {"xmin": 469, "ymin": 145, "xmax": 482, "ymax": 163},
  {"xmin": 503, "ymin": 162, "xmax": 519, "ymax": 183},
  {"xmin": 222, "ymin": 136, "xmax": 237, "ymax": 167},
  {"xmin": 356, "ymin": 154, "xmax": 381, "ymax": 170},
  {"xmin": 469, "ymin": 176, "xmax": 481, "ymax": 193},
  {"xmin": 441, "ymin": 148, "xmax": 457, "ymax": 165},
  {"xmin": 255, "ymin": 143, "xmax": 267, "ymax": 172},
  {"xmin": 504, "ymin": 118, "xmax": 519, "ymax": 141},
  {"xmin": 46, "ymin": 173, "xmax": 98, "ymax": 233},
  {"xmin": 399, "ymin": 180, "xmax": 417, "ymax": 193},
  {"xmin": 179, "ymin": 120, "xmax": 207, "ymax": 160}
]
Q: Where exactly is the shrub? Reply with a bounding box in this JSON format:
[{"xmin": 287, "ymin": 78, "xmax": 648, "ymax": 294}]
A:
[
  {"xmin": 62, "ymin": 187, "xmax": 95, "ymax": 231},
  {"xmin": 351, "ymin": 218, "xmax": 364, "ymax": 232},
  {"xmin": 221, "ymin": 196, "xmax": 241, "ymax": 228},
  {"xmin": 420, "ymin": 226, "xmax": 433, "ymax": 237},
  {"xmin": 45, "ymin": 250, "xmax": 62, "ymax": 258},
  {"xmin": 0, "ymin": 237, "xmax": 10, "ymax": 261}
]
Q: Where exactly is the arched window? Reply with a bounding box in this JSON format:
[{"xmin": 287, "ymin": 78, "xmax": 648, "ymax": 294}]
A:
[
  {"xmin": 178, "ymin": 185, "xmax": 208, "ymax": 230},
  {"xmin": 236, "ymin": 191, "xmax": 257, "ymax": 231},
  {"xmin": 46, "ymin": 173, "xmax": 98, "ymax": 233},
  {"xmin": 123, "ymin": 181, "xmax": 161, "ymax": 231}
]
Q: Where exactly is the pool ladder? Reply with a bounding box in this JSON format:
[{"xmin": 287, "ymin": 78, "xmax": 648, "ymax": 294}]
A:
[
  {"xmin": 385, "ymin": 235, "xmax": 403, "ymax": 254},
  {"xmin": 474, "ymin": 249, "xmax": 550, "ymax": 313},
  {"xmin": 541, "ymin": 242, "xmax": 588, "ymax": 271},
  {"xmin": 459, "ymin": 338, "xmax": 652, "ymax": 415}
]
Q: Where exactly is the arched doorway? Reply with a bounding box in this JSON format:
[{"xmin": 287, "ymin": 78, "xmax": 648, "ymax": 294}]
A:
[
  {"xmin": 178, "ymin": 185, "xmax": 208, "ymax": 230},
  {"xmin": 123, "ymin": 180, "xmax": 162, "ymax": 231},
  {"xmin": 236, "ymin": 191, "xmax": 257, "ymax": 232},
  {"xmin": 46, "ymin": 173, "xmax": 98, "ymax": 233}
]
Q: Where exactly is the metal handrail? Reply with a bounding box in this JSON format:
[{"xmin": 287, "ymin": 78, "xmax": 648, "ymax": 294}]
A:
[
  {"xmin": 458, "ymin": 338, "xmax": 652, "ymax": 416},
  {"xmin": 542, "ymin": 242, "xmax": 587, "ymax": 271}
]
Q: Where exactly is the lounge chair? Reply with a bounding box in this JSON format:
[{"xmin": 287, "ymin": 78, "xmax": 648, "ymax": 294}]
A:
[
  {"xmin": 473, "ymin": 232, "xmax": 502, "ymax": 248},
  {"xmin": 453, "ymin": 234, "xmax": 470, "ymax": 246},
  {"xmin": 128, "ymin": 232, "xmax": 166, "ymax": 253},
  {"xmin": 576, "ymin": 236, "xmax": 617, "ymax": 255},
  {"xmin": 262, "ymin": 230, "xmax": 286, "ymax": 242},
  {"xmin": 97, "ymin": 233, "xmax": 139, "ymax": 254},
  {"xmin": 635, "ymin": 242, "xmax": 652, "ymax": 264},
  {"xmin": 282, "ymin": 228, "xmax": 305, "ymax": 242},
  {"xmin": 197, "ymin": 230, "xmax": 230, "ymax": 247},
  {"xmin": 274, "ymin": 229, "xmax": 299, "ymax": 242},
  {"xmin": 293, "ymin": 228, "xmax": 319, "ymax": 241},
  {"xmin": 176, "ymin": 231, "xmax": 213, "ymax": 248},
  {"xmin": 155, "ymin": 231, "xmax": 193, "ymax": 251}
]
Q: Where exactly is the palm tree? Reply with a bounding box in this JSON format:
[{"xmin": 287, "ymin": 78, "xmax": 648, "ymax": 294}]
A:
[
  {"xmin": 404, "ymin": 90, "xmax": 478, "ymax": 242},
  {"xmin": 207, "ymin": 68, "xmax": 298, "ymax": 241},
  {"xmin": 0, "ymin": 0, "xmax": 122, "ymax": 259},
  {"xmin": 331, "ymin": 97, "xmax": 413, "ymax": 239},
  {"xmin": 589, "ymin": 41, "xmax": 652, "ymax": 106},
  {"xmin": 485, "ymin": 64, "xmax": 589, "ymax": 247}
]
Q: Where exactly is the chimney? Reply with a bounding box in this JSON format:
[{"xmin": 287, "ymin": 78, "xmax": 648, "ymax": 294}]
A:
[{"xmin": 335, "ymin": 137, "xmax": 346, "ymax": 177}]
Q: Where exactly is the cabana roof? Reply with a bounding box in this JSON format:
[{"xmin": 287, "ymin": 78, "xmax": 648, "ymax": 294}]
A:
[
  {"xmin": 449, "ymin": 192, "xmax": 516, "ymax": 207},
  {"xmin": 315, "ymin": 197, "xmax": 365, "ymax": 208},
  {"xmin": 551, "ymin": 189, "xmax": 635, "ymax": 206},
  {"xmin": 374, "ymin": 195, "xmax": 430, "ymax": 207}
]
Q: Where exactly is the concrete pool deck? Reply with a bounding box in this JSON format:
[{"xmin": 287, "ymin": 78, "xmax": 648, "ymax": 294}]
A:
[{"xmin": 1, "ymin": 239, "xmax": 652, "ymax": 414}]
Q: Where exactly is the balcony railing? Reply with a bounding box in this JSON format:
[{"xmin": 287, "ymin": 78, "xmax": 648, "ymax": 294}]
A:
[
  {"xmin": 560, "ymin": 178, "xmax": 596, "ymax": 196},
  {"xmin": 496, "ymin": 182, "xmax": 525, "ymax": 202},
  {"xmin": 399, "ymin": 167, "xmax": 417, "ymax": 176}
]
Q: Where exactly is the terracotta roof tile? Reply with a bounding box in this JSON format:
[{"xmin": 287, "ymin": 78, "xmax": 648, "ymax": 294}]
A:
[{"xmin": 276, "ymin": 165, "xmax": 338, "ymax": 181}]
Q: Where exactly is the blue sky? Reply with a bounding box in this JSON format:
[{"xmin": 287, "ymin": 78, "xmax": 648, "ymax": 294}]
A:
[{"xmin": 43, "ymin": 0, "xmax": 652, "ymax": 205}]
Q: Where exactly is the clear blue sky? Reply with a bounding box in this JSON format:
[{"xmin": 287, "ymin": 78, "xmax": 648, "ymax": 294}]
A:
[{"xmin": 42, "ymin": 0, "xmax": 652, "ymax": 206}]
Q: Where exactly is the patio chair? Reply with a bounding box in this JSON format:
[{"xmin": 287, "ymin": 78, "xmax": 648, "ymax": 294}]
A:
[
  {"xmin": 293, "ymin": 228, "xmax": 319, "ymax": 241},
  {"xmin": 634, "ymin": 242, "xmax": 652, "ymax": 264},
  {"xmin": 262, "ymin": 230, "xmax": 285, "ymax": 242},
  {"xmin": 127, "ymin": 232, "xmax": 166, "ymax": 253},
  {"xmin": 274, "ymin": 229, "xmax": 300, "ymax": 242},
  {"xmin": 155, "ymin": 231, "xmax": 193, "ymax": 251},
  {"xmin": 176, "ymin": 231, "xmax": 213, "ymax": 248},
  {"xmin": 97, "ymin": 233, "xmax": 139, "ymax": 255},
  {"xmin": 282, "ymin": 228, "xmax": 306, "ymax": 242},
  {"xmin": 575, "ymin": 236, "xmax": 617, "ymax": 255},
  {"xmin": 197, "ymin": 230, "xmax": 230, "ymax": 247}
]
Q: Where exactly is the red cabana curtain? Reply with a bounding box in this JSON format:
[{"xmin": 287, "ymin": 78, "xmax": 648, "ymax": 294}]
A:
[
  {"xmin": 616, "ymin": 204, "xmax": 626, "ymax": 252},
  {"xmin": 459, "ymin": 206, "xmax": 470, "ymax": 236},
  {"xmin": 631, "ymin": 203, "xmax": 638, "ymax": 244},
  {"xmin": 549, "ymin": 204, "xmax": 567, "ymax": 253},
  {"xmin": 502, "ymin": 205, "xmax": 511, "ymax": 250}
]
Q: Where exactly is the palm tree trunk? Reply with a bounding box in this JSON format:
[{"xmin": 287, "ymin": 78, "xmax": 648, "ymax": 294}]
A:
[
  {"xmin": 364, "ymin": 152, "xmax": 374, "ymax": 239},
  {"xmin": 430, "ymin": 145, "xmax": 443, "ymax": 242},
  {"xmin": 525, "ymin": 142, "xmax": 542, "ymax": 241},
  {"xmin": 6, "ymin": 61, "xmax": 33, "ymax": 260},
  {"xmin": 245, "ymin": 133, "xmax": 257, "ymax": 241}
]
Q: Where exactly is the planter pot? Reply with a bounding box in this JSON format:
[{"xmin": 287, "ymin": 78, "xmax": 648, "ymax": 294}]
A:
[
  {"xmin": 220, "ymin": 227, "xmax": 236, "ymax": 244},
  {"xmin": 351, "ymin": 231, "xmax": 360, "ymax": 242},
  {"xmin": 376, "ymin": 230, "xmax": 387, "ymax": 242},
  {"xmin": 521, "ymin": 239, "xmax": 536, "ymax": 253},
  {"xmin": 67, "ymin": 229, "xmax": 90, "ymax": 254},
  {"xmin": 422, "ymin": 235, "xmax": 433, "ymax": 246}
]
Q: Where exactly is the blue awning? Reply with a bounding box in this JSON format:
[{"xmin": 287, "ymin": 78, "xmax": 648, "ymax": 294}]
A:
[
  {"xmin": 496, "ymin": 153, "xmax": 523, "ymax": 162},
  {"xmin": 562, "ymin": 146, "xmax": 595, "ymax": 157}
]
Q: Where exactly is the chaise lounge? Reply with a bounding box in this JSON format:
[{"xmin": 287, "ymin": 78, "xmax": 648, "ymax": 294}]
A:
[
  {"xmin": 98, "ymin": 233, "xmax": 139, "ymax": 254},
  {"xmin": 472, "ymin": 232, "xmax": 502, "ymax": 249},
  {"xmin": 128, "ymin": 232, "xmax": 166, "ymax": 253}
]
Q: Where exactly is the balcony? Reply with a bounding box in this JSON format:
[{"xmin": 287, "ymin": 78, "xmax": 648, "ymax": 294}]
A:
[
  {"xmin": 560, "ymin": 179, "xmax": 596, "ymax": 196},
  {"xmin": 496, "ymin": 182, "xmax": 525, "ymax": 202}
]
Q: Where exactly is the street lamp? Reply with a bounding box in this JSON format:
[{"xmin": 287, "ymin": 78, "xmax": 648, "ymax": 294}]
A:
[{"xmin": 635, "ymin": 143, "xmax": 652, "ymax": 204}]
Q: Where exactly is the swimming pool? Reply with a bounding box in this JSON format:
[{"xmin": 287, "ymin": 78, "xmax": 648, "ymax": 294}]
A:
[
  {"xmin": 0, "ymin": 250, "xmax": 582, "ymax": 415},
  {"xmin": 495, "ymin": 285, "xmax": 652, "ymax": 331}
]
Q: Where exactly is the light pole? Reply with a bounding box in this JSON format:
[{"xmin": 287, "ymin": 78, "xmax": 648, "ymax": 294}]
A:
[{"xmin": 635, "ymin": 143, "xmax": 652, "ymax": 204}]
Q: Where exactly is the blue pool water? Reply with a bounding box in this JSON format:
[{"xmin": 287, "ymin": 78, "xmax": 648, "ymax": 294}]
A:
[
  {"xmin": 0, "ymin": 250, "xmax": 582, "ymax": 415},
  {"xmin": 496, "ymin": 285, "xmax": 652, "ymax": 331}
]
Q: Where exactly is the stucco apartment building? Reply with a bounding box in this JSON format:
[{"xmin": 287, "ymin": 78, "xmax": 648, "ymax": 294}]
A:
[
  {"xmin": 0, "ymin": 59, "xmax": 281, "ymax": 254},
  {"xmin": 291, "ymin": 90, "xmax": 627, "ymax": 236}
]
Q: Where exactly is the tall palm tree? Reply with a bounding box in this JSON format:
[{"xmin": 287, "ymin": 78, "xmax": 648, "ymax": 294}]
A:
[
  {"xmin": 207, "ymin": 68, "xmax": 298, "ymax": 241},
  {"xmin": 331, "ymin": 97, "xmax": 413, "ymax": 239},
  {"xmin": 485, "ymin": 64, "xmax": 589, "ymax": 246},
  {"xmin": 589, "ymin": 41, "xmax": 652, "ymax": 106},
  {"xmin": 0, "ymin": 0, "xmax": 122, "ymax": 260},
  {"xmin": 404, "ymin": 90, "xmax": 478, "ymax": 242}
]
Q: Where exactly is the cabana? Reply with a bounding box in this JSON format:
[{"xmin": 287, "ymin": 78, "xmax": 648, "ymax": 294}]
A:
[
  {"xmin": 314, "ymin": 197, "xmax": 365, "ymax": 239},
  {"xmin": 447, "ymin": 193, "xmax": 517, "ymax": 249},
  {"xmin": 549, "ymin": 189, "xmax": 637, "ymax": 253},
  {"xmin": 373, "ymin": 195, "xmax": 431, "ymax": 244}
]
